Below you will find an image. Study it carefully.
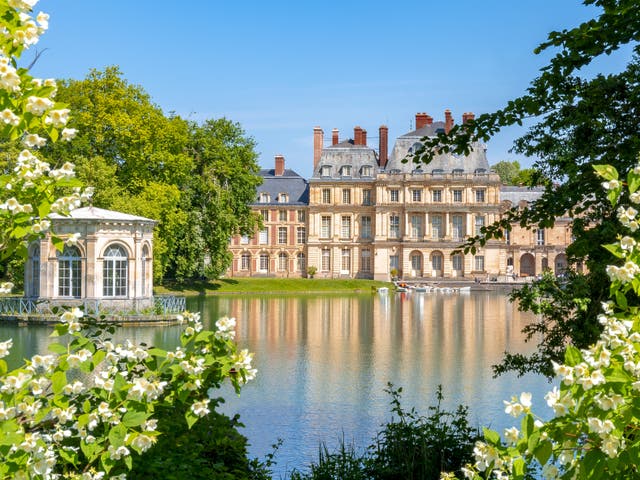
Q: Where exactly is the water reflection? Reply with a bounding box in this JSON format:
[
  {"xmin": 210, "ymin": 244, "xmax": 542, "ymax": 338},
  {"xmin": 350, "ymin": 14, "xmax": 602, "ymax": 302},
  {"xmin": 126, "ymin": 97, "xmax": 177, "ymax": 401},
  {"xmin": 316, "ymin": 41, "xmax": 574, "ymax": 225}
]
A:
[
  {"xmin": 0, "ymin": 292, "xmax": 550, "ymax": 478},
  {"xmin": 190, "ymin": 292, "xmax": 549, "ymax": 477}
]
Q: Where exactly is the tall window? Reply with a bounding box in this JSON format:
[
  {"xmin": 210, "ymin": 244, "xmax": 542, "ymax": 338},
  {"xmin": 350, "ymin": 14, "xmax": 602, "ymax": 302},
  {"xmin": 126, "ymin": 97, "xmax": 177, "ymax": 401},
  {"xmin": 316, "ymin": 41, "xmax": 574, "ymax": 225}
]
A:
[
  {"xmin": 103, "ymin": 244, "xmax": 127, "ymax": 297},
  {"xmin": 278, "ymin": 227, "xmax": 287, "ymax": 244},
  {"xmin": 297, "ymin": 210, "xmax": 306, "ymax": 222},
  {"xmin": 141, "ymin": 245, "xmax": 149, "ymax": 296},
  {"xmin": 390, "ymin": 255, "xmax": 399, "ymax": 271},
  {"xmin": 431, "ymin": 215, "xmax": 442, "ymax": 239},
  {"xmin": 453, "ymin": 189, "xmax": 463, "ymax": 202},
  {"xmin": 261, "ymin": 209, "xmax": 269, "ymax": 221},
  {"xmin": 475, "ymin": 255, "xmax": 485, "ymax": 271},
  {"xmin": 361, "ymin": 165, "xmax": 372, "ymax": 177},
  {"xmin": 259, "ymin": 192, "xmax": 270, "ymax": 203},
  {"xmin": 241, "ymin": 253, "xmax": 251, "ymax": 270},
  {"xmin": 341, "ymin": 216, "xmax": 351, "ymax": 238},
  {"xmin": 389, "ymin": 215, "xmax": 400, "ymax": 238},
  {"xmin": 411, "ymin": 253, "xmax": 422, "ymax": 272},
  {"xmin": 278, "ymin": 193, "xmax": 288, "ymax": 203},
  {"xmin": 279, "ymin": 210, "xmax": 287, "ymax": 221},
  {"xmin": 240, "ymin": 235, "xmax": 249, "ymax": 245},
  {"xmin": 505, "ymin": 228, "xmax": 511, "ymax": 245},
  {"xmin": 341, "ymin": 248, "xmax": 351, "ymax": 272},
  {"xmin": 537, "ymin": 229, "xmax": 545, "ymax": 245},
  {"xmin": 341, "ymin": 165, "xmax": 352, "ymax": 177},
  {"xmin": 58, "ymin": 246, "xmax": 82, "ymax": 297},
  {"xmin": 361, "ymin": 249, "xmax": 371, "ymax": 272},
  {"xmin": 432, "ymin": 253, "xmax": 442, "ymax": 271},
  {"xmin": 410, "ymin": 215, "xmax": 423, "ymax": 238},
  {"xmin": 278, "ymin": 252, "xmax": 288, "ymax": 271},
  {"xmin": 362, "ymin": 189, "xmax": 372, "ymax": 205},
  {"xmin": 452, "ymin": 254, "xmax": 463, "ymax": 271},
  {"xmin": 259, "ymin": 228, "xmax": 268, "ymax": 244},
  {"xmin": 322, "ymin": 188, "xmax": 331, "ymax": 204},
  {"xmin": 259, "ymin": 253, "xmax": 269, "ymax": 272},
  {"xmin": 361, "ymin": 216, "xmax": 372, "ymax": 239},
  {"xmin": 475, "ymin": 215, "xmax": 485, "ymax": 236},
  {"xmin": 321, "ymin": 216, "xmax": 331, "ymax": 238},
  {"xmin": 321, "ymin": 166, "xmax": 332, "ymax": 177},
  {"xmin": 452, "ymin": 214, "xmax": 464, "ymax": 240},
  {"xmin": 297, "ymin": 253, "xmax": 306, "ymax": 272},
  {"xmin": 297, "ymin": 227, "xmax": 306, "ymax": 244},
  {"xmin": 342, "ymin": 189, "xmax": 351, "ymax": 204},
  {"xmin": 475, "ymin": 189, "xmax": 486, "ymax": 203},
  {"xmin": 412, "ymin": 189, "xmax": 422, "ymax": 202},
  {"xmin": 432, "ymin": 190, "xmax": 442, "ymax": 202},
  {"xmin": 390, "ymin": 189, "xmax": 399, "ymax": 202},
  {"xmin": 321, "ymin": 249, "xmax": 331, "ymax": 271}
]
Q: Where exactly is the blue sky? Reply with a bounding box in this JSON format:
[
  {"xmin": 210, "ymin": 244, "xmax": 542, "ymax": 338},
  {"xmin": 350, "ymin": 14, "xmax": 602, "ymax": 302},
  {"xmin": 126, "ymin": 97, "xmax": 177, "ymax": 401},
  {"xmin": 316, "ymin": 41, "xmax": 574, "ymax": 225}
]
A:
[{"xmin": 30, "ymin": 1, "xmax": 631, "ymax": 178}]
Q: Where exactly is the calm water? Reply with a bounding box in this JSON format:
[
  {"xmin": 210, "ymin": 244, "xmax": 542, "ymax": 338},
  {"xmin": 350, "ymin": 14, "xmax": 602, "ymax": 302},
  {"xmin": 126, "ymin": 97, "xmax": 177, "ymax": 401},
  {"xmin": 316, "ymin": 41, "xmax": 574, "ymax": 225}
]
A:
[{"xmin": 0, "ymin": 291, "xmax": 551, "ymax": 478}]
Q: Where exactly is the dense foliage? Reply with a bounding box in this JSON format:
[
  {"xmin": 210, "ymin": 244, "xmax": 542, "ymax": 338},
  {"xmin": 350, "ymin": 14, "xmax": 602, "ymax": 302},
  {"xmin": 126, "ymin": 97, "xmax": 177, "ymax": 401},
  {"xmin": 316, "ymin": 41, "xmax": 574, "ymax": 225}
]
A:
[
  {"xmin": 289, "ymin": 385, "xmax": 479, "ymax": 480},
  {"xmin": 411, "ymin": 0, "xmax": 640, "ymax": 377},
  {"xmin": 41, "ymin": 67, "xmax": 262, "ymax": 281},
  {"xmin": 490, "ymin": 160, "xmax": 541, "ymax": 186}
]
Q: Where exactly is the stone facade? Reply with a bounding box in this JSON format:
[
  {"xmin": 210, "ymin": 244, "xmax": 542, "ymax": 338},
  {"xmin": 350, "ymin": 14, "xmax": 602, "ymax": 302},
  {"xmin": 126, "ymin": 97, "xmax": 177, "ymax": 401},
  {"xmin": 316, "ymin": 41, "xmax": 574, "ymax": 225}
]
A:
[
  {"xmin": 25, "ymin": 207, "xmax": 156, "ymax": 310},
  {"xmin": 229, "ymin": 111, "xmax": 571, "ymax": 281}
]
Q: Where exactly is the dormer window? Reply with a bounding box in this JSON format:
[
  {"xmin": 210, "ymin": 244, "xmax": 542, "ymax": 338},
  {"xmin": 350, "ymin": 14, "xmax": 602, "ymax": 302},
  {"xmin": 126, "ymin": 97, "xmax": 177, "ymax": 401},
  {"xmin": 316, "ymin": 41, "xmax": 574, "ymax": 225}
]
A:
[
  {"xmin": 407, "ymin": 142, "xmax": 423, "ymax": 155},
  {"xmin": 431, "ymin": 169, "xmax": 444, "ymax": 176},
  {"xmin": 389, "ymin": 169, "xmax": 401, "ymax": 174},
  {"xmin": 341, "ymin": 165, "xmax": 352, "ymax": 177},
  {"xmin": 411, "ymin": 168, "xmax": 424, "ymax": 175},
  {"xmin": 321, "ymin": 165, "xmax": 332, "ymax": 177},
  {"xmin": 278, "ymin": 193, "xmax": 288, "ymax": 203},
  {"xmin": 258, "ymin": 192, "xmax": 270, "ymax": 203},
  {"xmin": 452, "ymin": 168, "xmax": 464, "ymax": 176},
  {"xmin": 474, "ymin": 168, "xmax": 487, "ymax": 175},
  {"xmin": 361, "ymin": 165, "xmax": 373, "ymax": 177}
]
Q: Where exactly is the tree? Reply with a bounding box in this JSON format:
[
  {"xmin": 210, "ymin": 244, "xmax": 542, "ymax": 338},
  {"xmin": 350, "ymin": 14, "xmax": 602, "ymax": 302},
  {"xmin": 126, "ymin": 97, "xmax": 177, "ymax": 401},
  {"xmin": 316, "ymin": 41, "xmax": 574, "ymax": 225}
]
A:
[
  {"xmin": 44, "ymin": 68, "xmax": 262, "ymax": 281},
  {"xmin": 491, "ymin": 160, "xmax": 543, "ymax": 186},
  {"xmin": 411, "ymin": 0, "xmax": 640, "ymax": 377}
]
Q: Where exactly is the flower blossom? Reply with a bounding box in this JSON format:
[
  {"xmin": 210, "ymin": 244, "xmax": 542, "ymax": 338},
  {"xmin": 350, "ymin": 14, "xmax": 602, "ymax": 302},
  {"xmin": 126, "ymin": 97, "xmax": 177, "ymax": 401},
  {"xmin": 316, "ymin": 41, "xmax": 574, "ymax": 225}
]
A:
[
  {"xmin": 0, "ymin": 108, "xmax": 19, "ymax": 125},
  {"xmin": 44, "ymin": 108, "xmax": 70, "ymax": 127},
  {"xmin": 191, "ymin": 399, "xmax": 210, "ymax": 417},
  {"xmin": 0, "ymin": 338, "xmax": 12, "ymax": 358},
  {"xmin": 25, "ymin": 96, "xmax": 53, "ymax": 116},
  {"xmin": 22, "ymin": 133, "xmax": 46, "ymax": 148}
]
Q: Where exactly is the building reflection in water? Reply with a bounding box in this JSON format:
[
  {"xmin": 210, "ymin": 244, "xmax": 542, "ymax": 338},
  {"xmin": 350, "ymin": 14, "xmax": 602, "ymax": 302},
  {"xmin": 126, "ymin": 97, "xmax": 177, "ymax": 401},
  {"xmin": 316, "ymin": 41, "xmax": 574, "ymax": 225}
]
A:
[{"xmin": 0, "ymin": 292, "xmax": 549, "ymax": 476}]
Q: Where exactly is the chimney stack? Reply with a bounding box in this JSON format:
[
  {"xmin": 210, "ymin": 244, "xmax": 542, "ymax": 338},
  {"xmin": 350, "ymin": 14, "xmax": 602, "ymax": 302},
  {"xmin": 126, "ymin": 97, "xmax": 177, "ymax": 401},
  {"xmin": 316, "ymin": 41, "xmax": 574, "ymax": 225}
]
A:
[
  {"xmin": 332, "ymin": 128, "xmax": 339, "ymax": 145},
  {"xmin": 313, "ymin": 127, "xmax": 323, "ymax": 170},
  {"xmin": 415, "ymin": 112, "xmax": 428, "ymax": 130},
  {"xmin": 462, "ymin": 112, "xmax": 475, "ymax": 124},
  {"xmin": 379, "ymin": 125, "xmax": 388, "ymax": 168},
  {"xmin": 444, "ymin": 109, "xmax": 454, "ymax": 134},
  {"xmin": 354, "ymin": 126, "xmax": 363, "ymax": 145},
  {"xmin": 275, "ymin": 154, "xmax": 285, "ymax": 176},
  {"xmin": 362, "ymin": 129, "xmax": 367, "ymax": 146}
]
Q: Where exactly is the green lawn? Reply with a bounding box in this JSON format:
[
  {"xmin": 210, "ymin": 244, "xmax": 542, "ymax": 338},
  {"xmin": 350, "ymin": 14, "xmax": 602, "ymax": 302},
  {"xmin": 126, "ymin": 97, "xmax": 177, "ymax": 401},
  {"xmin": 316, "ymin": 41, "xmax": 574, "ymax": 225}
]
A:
[{"xmin": 154, "ymin": 277, "xmax": 391, "ymax": 295}]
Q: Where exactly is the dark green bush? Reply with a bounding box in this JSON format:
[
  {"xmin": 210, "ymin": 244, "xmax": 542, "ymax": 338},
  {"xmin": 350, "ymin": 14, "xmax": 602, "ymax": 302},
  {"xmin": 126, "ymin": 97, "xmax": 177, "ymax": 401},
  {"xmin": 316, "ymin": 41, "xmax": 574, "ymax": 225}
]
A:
[{"xmin": 289, "ymin": 384, "xmax": 480, "ymax": 480}]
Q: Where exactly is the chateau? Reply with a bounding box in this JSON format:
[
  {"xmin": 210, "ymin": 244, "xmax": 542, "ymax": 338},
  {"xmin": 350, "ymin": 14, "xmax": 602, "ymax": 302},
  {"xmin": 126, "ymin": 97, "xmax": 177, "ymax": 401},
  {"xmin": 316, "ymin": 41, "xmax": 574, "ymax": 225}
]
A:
[{"xmin": 229, "ymin": 111, "xmax": 571, "ymax": 281}]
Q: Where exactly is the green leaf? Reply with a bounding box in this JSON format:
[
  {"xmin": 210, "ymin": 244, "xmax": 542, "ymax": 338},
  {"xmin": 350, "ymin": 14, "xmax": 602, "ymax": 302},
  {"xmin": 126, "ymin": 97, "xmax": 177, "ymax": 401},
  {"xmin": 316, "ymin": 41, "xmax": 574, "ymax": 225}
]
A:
[
  {"xmin": 185, "ymin": 409, "xmax": 198, "ymax": 429},
  {"xmin": 603, "ymin": 243, "xmax": 624, "ymax": 258},
  {"xmin": 521, "ymin": 414, "xmax": 534, "ymax": 437},
  {"xmin": 593, "ymin": 164, "xmax": 618, "ymax": 180},
  {"xmin": 628, "ymin": 170, "xmax": 640, "ymax": 194},
  {"xmin": 615, "ymin": 290, "xmax": 628, "ymax": 309},
  {"xmin": 108, "ymin": 422, "xmax": 127, "ymax": 448},
  {"xmin": 564, "ymin": 345, "xmax": 582, "ymax": 366},
  {"xmin": 512, "ymin": 457, "xmax": 525, "ymax": 479},
  {"xmin": 80, "ymin": 438, "xmax": 100, "ymax": 463},
  {"xmin": 483, "ymin": 427, "xmax": 500, "ymax": 445},
  {"xmin": 0, "ymin": 359, "xmax": 6, "ymax": 376},
  {"xmin": 48, "ymin": 342, "xmax": 67, "ymax": 355},
  {"xmin": 527, "ymin": 431, "xmax": 540, "ymax": 453},
  {"xmin": 122, "ymin": 410, "xmax": 147, "ymax": 428},
  {"xmin": 607, "ymin": 365, "xmax": 632, "ymax": 383},
  {"xmin": 51, "ymin": 370, "xmax": 67, "ymax": 394},
  {"xmin": 58, "ymin": 447, "xmax": 78, "ymax": 466},
  {"xmin": 534, "ymin": 440, "xmax": 553, "ymax": 465}
]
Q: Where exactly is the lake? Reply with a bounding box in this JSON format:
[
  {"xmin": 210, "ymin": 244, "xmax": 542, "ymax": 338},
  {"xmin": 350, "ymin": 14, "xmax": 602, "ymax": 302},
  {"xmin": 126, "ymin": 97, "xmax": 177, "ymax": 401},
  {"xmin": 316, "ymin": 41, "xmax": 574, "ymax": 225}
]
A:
[{"xmin": 0, "ymin": 290, "xmax": 552, "ymax": 478}]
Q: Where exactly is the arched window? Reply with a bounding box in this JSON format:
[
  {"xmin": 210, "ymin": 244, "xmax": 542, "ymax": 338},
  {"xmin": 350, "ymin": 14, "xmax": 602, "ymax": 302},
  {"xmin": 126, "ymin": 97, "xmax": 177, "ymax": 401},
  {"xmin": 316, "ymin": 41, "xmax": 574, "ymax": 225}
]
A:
[
  {"xmin": 141, "ymin": 245, "xmax": 150, "ymax": 297},
  {"xmin": 58, "ymin": 246, "xmax": 82, "ymax": 298},
  {"xmin": 297, "ymin": 252, "xmax": 306, "ymax": 272},
  {"xmin": 29, "ymin": 244, "xmax": 40, "ymax": 297},
  {"xmin": 278, "ymin": 252, "xmax": 288, "ymax": 271},
  {"xmin": 103, "ymin": 244, "xmax": 128, "ymax": 297}
]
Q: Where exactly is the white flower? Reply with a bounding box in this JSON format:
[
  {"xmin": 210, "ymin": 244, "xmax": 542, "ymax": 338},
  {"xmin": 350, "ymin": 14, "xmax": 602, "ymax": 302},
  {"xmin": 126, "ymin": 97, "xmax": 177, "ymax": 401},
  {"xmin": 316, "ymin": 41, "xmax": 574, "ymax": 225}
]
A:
[
  {"xmin": 61, "ymin": 127, "xmax": 77, "ymax": 141},
  {"xmin": 0, "ymin": 282, "xmax": 13, "ymax": 294},
  {"xmin": 503, "ymin": 426, "xmax": 519, "ymax": 445},
  {"xmin": 602, "ymin": 179, "xmax": 620, "ymax": 190},
  {"xmin": 131, "ymin": 434, "xmax": 155, "ymax": 452},
  {"xmin": 620, "ymin": 236, "xmax": 637, "ymax": 251},
  {"xmin": 601, "ymin": 434, "xmax": 623, "ymax": 458},
  {"xmin": 25, "ymin": 96, "xmax": 53, "ymax": 115},
  {"xmin": 0, "ymin": 108, "xmax": 19, "ymax": 125},
  {"xmin": 191, "ymin": 399, "xmax": 210, "ymax": 417},
  {"xmin": 22, "ymin": 132, "xmax": 46, "ymax": 148},
  {"xmin": 44, "ymin": 108, "xmax": 70, "ymax": 127},
  {"xmin": 36, "ymin": 11, "xmax": 49, "ymax": 29},
  {"xmin": 0, "ymin": 338, "xmax": 12, "ymax": 358},
  {"xmin": 108, "ymin": 445, "xmax": 130, "ymax": 460}
]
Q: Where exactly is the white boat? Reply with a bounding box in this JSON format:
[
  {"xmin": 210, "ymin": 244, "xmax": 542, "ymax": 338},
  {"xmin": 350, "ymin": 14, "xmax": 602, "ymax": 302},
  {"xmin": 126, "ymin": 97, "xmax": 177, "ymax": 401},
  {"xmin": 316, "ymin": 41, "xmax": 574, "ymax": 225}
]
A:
[{"xmin": 457, "ymin": 286, "xmax": 471, "ymax": 293}]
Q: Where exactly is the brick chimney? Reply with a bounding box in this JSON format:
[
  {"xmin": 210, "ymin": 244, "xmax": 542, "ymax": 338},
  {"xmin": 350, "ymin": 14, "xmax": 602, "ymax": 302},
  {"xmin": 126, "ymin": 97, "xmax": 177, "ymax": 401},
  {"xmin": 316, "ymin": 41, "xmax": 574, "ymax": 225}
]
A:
[
  {"xmin": 332, "ymin": 128, "xmax": 339, "ymax": 145},
  {"xmin": 275, "ymin": 154, "xmax": 285, "ymax": 176},
  {"xmin": 444, "ymin": 109, "xmax": 454, "ymax": 134},
  {"xmin": 313, "ymin": 127, "xmax": 323, "ymax": 170},
  {"xmin": 379, "ymin": 125, "xmax": 388, "ymax": 168},
  {"xmin": 354, "ymin": 126, "xmax": 363, "ymax": 145},
  {"xmin": 362, "ymin": 129, "xmax": 367, "ymax": 146},
  {"xmin": 415, "ymin": 112, "xmax": 428, "ymax": 130},
  {"xmin": 462, "ymin": 112, "xmax": 475, "ymax": 124}
]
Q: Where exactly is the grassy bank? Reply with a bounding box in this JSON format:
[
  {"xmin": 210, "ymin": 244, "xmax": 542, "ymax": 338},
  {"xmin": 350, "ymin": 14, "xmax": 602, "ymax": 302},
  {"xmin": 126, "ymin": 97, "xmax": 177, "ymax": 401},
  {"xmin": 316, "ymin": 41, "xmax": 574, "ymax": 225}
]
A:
[{"xmin": 154, "ymin": 277, "xmax": 391, "ymax": 295}]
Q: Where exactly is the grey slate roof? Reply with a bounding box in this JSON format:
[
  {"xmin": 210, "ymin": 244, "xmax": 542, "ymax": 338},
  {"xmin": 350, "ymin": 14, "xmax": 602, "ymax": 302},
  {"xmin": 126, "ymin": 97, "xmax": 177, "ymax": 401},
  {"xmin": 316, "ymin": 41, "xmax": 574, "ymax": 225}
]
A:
[
  {"xmin": 312, "ymin": 139, "xmax": 379, "ymax": 179},
  {"xmin": 385, "ymin": 121, "xmax": 490, "ymax": 175},
  {"xmin": 50, "ymin": 207, "xmax": 156, "ymax": 223},
  {"xmin": 255, "ymin": 168, "xmax": 309, "ymax": 205},
  {"xmin": 499, "ymin": 186, "xmax": 545, "ymax": 204}
]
